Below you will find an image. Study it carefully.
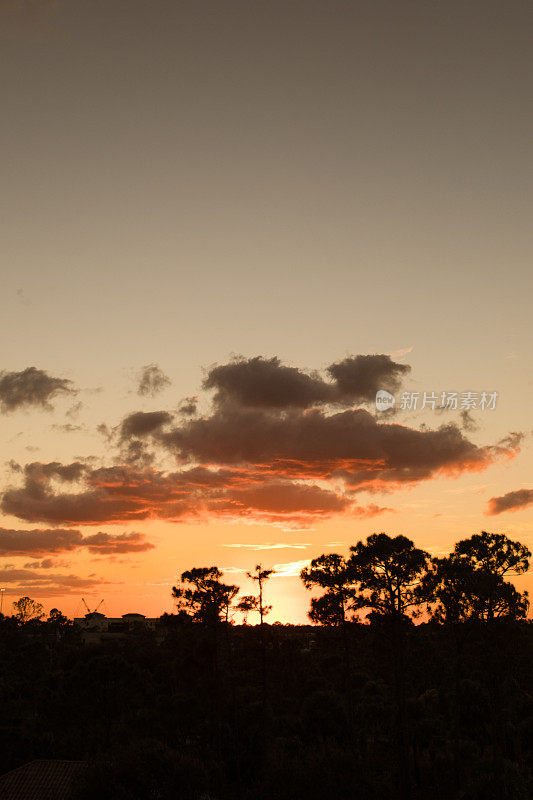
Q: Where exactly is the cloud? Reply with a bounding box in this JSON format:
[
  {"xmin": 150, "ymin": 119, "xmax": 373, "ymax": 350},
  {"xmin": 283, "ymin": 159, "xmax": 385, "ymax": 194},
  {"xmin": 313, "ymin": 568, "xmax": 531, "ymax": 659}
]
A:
[
  {"xmin": 24, "ymin": 558, "xmax": 70, "ymax": 569},
  {"xmin": 219, "ymin": 566, "xmax": 245, "ymax": 575},
  {"xmin": 0, "ymin": 528, "xmax": 83, "ymax": 555},
  {"xmin": 0, "ymin": 567, "xmax": 114, "ymax": 598},
  {"xmin": 160, "ymin": 407, "xmax": 515, "ymax": 491},
  {"xmin": 97, "ymin": 423, "xmax": 113, "ymax": 441},
  {"xmin": 81, "ymin": 531, "xmax": 156, "ymax": 554},
  {"xmin": 389, "ymin": 346, "xmax": 413, "ymax": 359},
  {"xmin": 1, "ymin": 427, "xmax": 520, "ymax": 529},
  {"xmin": 0, "ymin": 526, "xmax": 154, "ymax": 555},
  {"xmin": 460, "ymin": 409, "xmax": 479, "ymax": 433},
  {"xmin": 218, "ymin": 481, "xmax": 349, "ymax": 516},
  {"xmin": 487, "ymin": 488, "xmax": 533, "ymax": 515},
  {"xmin": 204, "ymin": 356, "xmax": 332, "ymax": 408},
  {"xmin": 271, "ymin": 559, "xmax": 312, "ymax": 577},
  {"xmin": 28, "ymin": 461, "xmax": 87, "ymax": 481},
  {"xmin": 119, "ymin": 410, "xmax": 174, "ymax": 440},
  {"xmin": 1, "ymin": 463, "xmax": 193, "ymax": 524},
  {"xmin": 137, "ymin": 364, "xmax": 171, "ymax": 397},
  {"xmin": 203, "ymin": 354, "xmax": 410, "ymax": 409},
  {"xmin": 224, "ymin": 542, "xmax": 310, "ymax": 550},
  {"xmin": 0, "ymin": 367, "xmax": 75, "ymax": 412},
  {"xmin": 178, "ymin": 397, "xmax": 198, "ymax": 416},
  {"xmin": 66, "ymin": 401, "xmax": 83, "ymax": 419},
  {"xmin": 0, "ymin": 568, "xmax": 100, "ymax": 588},
  {"xmin": 326, "ymin": 354, "xmax": 410, "ymax": 402},
  {"xmin": 51, "ymin": 423, "xmax": 84, "ymax": 434},
  {"xmin": 0, "ymin": 462, "xmax": 386, "ymax": 527},
  {"xmin": 111, "ymin": 410, "xmax": 174, "ymax": 466},
  {"xmin": 0, "ymin": 355, "xmax": 522, "ymax": 529}
]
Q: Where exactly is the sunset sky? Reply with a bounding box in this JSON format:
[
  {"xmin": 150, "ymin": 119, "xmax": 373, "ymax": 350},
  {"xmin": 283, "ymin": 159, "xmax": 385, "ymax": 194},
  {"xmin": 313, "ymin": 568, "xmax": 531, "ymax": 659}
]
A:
[{"xmin": 1, "ymin": 0, "xmax": 532, "ymax": 622}]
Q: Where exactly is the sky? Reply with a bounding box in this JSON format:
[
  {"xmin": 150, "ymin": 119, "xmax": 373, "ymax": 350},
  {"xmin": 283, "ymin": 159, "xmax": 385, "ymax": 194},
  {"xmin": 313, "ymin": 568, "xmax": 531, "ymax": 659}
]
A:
[{"xmin": 0, "ymin": 0, "xmax": 532, "ymax": 622}]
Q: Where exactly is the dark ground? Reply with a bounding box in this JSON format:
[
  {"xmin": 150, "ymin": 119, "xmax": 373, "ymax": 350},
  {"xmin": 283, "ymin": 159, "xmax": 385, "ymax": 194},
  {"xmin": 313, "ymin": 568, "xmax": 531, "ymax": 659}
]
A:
[{"xmin": 0, "ymin": 616, "xmax": 531, "ymax": 799}]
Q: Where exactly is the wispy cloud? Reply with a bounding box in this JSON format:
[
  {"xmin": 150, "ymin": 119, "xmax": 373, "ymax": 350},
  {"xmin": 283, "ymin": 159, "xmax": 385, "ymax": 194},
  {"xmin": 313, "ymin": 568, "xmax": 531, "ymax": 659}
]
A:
[
  {"xmin": 223, "ymin": 542, "xmax": 310, "ymax": 550},
  {"xmin": 271, "ymin": 559, "xmax": 311, "ymax": 577},
  {"xmin": 388, "ymin": 346, "xmax": 413, "ymax": 360}
]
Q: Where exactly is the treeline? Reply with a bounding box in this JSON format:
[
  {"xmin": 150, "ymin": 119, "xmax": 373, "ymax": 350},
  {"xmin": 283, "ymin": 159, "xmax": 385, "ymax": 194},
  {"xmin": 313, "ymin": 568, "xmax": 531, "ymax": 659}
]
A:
[
  {"xmin": 170, "ymin": 531, "xmax": 531, "ymax": 626},
  {"xmin": 0, "ymin": 531, "xmax": 531, "ymax": 800},
  {"xmin": 4, "ymin": 530, "xmax": 531, "ymax": 628}
]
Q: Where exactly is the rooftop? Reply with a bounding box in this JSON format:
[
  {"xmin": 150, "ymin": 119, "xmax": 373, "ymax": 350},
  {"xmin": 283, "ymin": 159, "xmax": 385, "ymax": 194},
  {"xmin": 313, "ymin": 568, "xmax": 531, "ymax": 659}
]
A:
[{"xmin": 0, "ymin": 760, "xmax": 86, "ymax": 800}]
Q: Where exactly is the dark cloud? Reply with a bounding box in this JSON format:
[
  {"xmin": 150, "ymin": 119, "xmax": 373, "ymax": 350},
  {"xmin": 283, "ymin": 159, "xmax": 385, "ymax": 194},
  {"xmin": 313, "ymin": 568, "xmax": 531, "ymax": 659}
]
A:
[
  {"xmin": 115, "ymin": 411, "xmax": 174, "ymax": 465},
  {"xmin": 1, "ymin": 485, "xmax": 154, "ymax": 524},
  {"xmin": 487, "ymin": 488, "xmax": 533, "ymax": 515},
  {"xmin": 459, "ymin": 409, "xmax": 479, "ymax": 432},
  {"xmin": 119, "ymin": 411, "xmax": 173, "ymax": 440},
  {"xmin": 1, "ymin": 463, "xmax": 192, "ymax": 524},
  {"xmin": 204, "ymin": 356, "xmax": 332, "ymax": 408},
  {"xmin": 0, "ymin": 367, "xmax": 75, "ymax": 412},
  {"xmin": 0, "ymin": 567, "xmax": 114, "ymax": 598},
  {"xmin": 0, "ymin": 528, "xmax": 83, "ymax": 555},
  {"xmin": 118, "ymin": 439, "xmax": 156, "ymax": 468},
  {"xmin": 327, "ymin": 354, "xmax": 410, "ymax": 402},
  {"xmin": 0, "ymin": 355, "xmax": 522, "ymax": 528},
  {"xmin": 24, "ymin": 559, "xmax": 70, "ymax": 569},
  {"xmin": 0, "ymin": 568, "xmax": 102, "ymax": 588},
  {"xmin": 160, "ymin": 407, "xmax": 512, "ymax": 490},
  {"xmin": 178, "ymin": 396, "xmax": 198, "ymax": 415},
  {"xmin": 0, "ymin": 461, "xmax": 382, "ymax": 527},
  {"xmin": 81, "ymin": 531, "xmax": 155, "ymax": 554},
  {"xmin": 203, "ymin": 354, "xmax": 410, "ymax": 409},
  {"xmin": 23, "ymin": 460, "xmax": 87, "ymax": 484},
  {"xmin": 137, "ymin": 364, "xmax": 171, "ymax": 397},
  {"xmin": 0, "ymin": 526, "xmax": 154, "ymax": 555},
  {"xmin": 96, "ymin": 423, "xmax": 113, "ymax": 441}
]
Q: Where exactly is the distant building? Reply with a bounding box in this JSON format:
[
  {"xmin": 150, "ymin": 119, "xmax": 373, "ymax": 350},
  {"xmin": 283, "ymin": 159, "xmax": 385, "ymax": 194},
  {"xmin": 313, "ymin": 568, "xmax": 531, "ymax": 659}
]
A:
[
  {"xmin": 73, "ymin": 611, "xmax": 160, "ymax": 642},
  {"xmin": 0, "ymin": 759, "xmax": 86, "ymax": 799}
]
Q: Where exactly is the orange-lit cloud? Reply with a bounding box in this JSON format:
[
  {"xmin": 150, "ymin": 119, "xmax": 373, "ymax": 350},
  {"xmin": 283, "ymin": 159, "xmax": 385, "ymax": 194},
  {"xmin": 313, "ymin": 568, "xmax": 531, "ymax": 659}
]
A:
[
  {"xmin": 0, "ymin": 567, "xmax": 116, "ymax": 597},
  {"xmin": 0, "ymin": 527, "xmax": 154, "ymax": 555},
  {"xmin": 0, "ymin": 355, "xmax": 523, "ymax": 532},
  {"xmin": 487, "ymin": 488, "xmax": 533, "ymax": 515}
]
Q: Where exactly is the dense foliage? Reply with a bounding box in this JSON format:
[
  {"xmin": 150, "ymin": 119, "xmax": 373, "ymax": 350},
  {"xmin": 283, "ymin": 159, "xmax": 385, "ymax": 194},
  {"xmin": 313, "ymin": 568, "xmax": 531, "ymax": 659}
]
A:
[{"xmin": 0, "ymin": 615, "xmax": 531, "ymax": 799}]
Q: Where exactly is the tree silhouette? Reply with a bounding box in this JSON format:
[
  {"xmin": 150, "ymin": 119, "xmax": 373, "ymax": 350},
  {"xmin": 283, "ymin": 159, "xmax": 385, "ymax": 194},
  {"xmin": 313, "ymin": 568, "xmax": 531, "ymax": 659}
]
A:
[
  {"xmin": 455, "ymin": 530, "xmax": 530, "ymax": 577},
  {"xmin": 348, "ymin": 533, "xmax": 431, "ymax": 620},
  {"xmin": 12, "ymin": 596, "xmax": 44, "ymax": 623},
  {"xmin": 246, "ymin": 564, "xmax": 273, "ymax": 625},
  {"xmin": 425, "ymin": 531, "xmax": 530, "ymax": 622},
  {"xmin": 171, "ymin": 567, "xmax": 239, "ymax": 625},
  {"xmin": 246, "ymin": 564, "xmax": 273, "ymax": 706},
  {"xmin": 348, "ymin": 534, "xmax": 431, "ymax": 800},
  {"xmin": 300, "ymin": 553, "xmax": 354, "ymax": 626},
  {"xmin": 48, "ymin": 608, "xmax": 69, "ymax": 626},
  {"xmin": 236, "ymin": 594, "xmax": 258, "ymax": 624}
]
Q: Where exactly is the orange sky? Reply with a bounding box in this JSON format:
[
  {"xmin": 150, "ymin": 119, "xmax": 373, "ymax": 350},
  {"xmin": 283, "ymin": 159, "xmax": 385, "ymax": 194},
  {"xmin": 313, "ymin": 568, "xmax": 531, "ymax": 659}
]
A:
[{"xmin": 0, "ymin": 0, "xmax": 532, "ymax": 622}]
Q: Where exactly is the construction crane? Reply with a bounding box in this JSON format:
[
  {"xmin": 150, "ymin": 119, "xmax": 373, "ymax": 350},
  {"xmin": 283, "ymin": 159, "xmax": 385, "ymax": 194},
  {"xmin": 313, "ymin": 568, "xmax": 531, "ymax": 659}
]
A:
[{"xmin": 82, "ymin": 598, "xmax": 104, "ymax": 615}]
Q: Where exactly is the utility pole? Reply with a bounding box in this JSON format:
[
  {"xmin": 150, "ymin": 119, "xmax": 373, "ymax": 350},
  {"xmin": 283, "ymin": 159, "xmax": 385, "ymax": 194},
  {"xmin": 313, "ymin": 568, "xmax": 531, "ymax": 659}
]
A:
[{"xmin": 0, "ymin": 588, "xmax": 5, "ymax": 615}]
